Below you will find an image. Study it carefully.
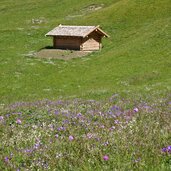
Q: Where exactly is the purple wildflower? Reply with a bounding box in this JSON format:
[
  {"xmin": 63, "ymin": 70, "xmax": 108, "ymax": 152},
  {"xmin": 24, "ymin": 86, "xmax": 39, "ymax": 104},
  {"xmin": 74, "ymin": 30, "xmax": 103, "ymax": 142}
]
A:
[
  {"xmin": 116, "ymin": 111, "xmax": 122, "ymax": 116},
  {"xmin": 63, "ymin": 120, "xmax": 69, "ymax": 124},
  {"xmin": 0, "ymin": 116, "xmax": 4, "ymax": 121},
  {"xmin": 16, "ymin": 119, "xmax": 22, "ymax": 124},
  {"xmin": 100, "ymin": 125, "xmax": 105, "ymax": 128},
  {"xmin": 24, "ymin": 149, "xmax": 33, "ymax": 153},
  {"xmin": 109, "ymin": 126, "xmax": 115, "ymax": 131},
  {"xmin": 6, "ymin": 114, "xmax": 10, "ymax": 117},
  {"xmin": 33, "ymin": 138, "xmax": 41, "ymax": 149},
  {"xmin": 168, "ymin": 146, "xmax": 171, "ymax": 153},
  {"xmin": 95, "ymin": 137, "xmax": 100, "ymax": 141},
  {"xmin": 103, "ymin": 155, "xmax": 109, "ymax": 161},
  {"xmin": 69, "ymin": 135, "xmax": 74, "ymax": 141},
  {"xmin": 34, "ymin": 143, "xmax": 40, "ymax": 149},
  {"xmin": 104, "ymin": 141, "xmax": 109, "ymax": 146},
  {"xmin": 114, "ymin": 120, "xmax": 119, "ymax": 124},
  {"xmin": 133, "ymin": 108, "xmax": 139, "ymax": 112},
  {"xmin": 77, "ymin": 113, "xmax": 82, "ymax": 117},
  {"xmin": 87, "ymin": 133, "xmax": 93, "ymax": 139},
  {"xmin": 55, "ymin": 134, "xmax": 59, "ymax": 138},
  {"xmin": 54, "ymin": 110, "xmax": 59, "ymax": 115},
  {"xmin": 161, "ymin": 145, "xmax": 171, "ymax": 153},
  {"xmin": 57, "ymin": 126, "xmax": 65, "ymax": 131},
  {"xmin": 4, "ymin": 157, "xmax": 9, "ymax": 163},
  {"xmin": 162, "ymin": 147, "xmax": 167, "ymax": 153},
  {"xmin": 111, "ymin": 105, "xmax": 120, "ymax": 111},
  {"xmin": 108, "ymin": 110, "xmax": 113, "ymax": 115}
]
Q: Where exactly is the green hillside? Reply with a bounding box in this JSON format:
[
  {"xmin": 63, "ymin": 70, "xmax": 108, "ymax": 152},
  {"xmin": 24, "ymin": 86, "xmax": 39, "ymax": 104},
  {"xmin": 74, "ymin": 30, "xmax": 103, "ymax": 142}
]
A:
[
  {"xmin": 0, "ymin": 1, "xmax": 171, "ymax": 170},
  {"xmin": 0, "ymin": 0, "xmax": 171, "ymax": 104}
]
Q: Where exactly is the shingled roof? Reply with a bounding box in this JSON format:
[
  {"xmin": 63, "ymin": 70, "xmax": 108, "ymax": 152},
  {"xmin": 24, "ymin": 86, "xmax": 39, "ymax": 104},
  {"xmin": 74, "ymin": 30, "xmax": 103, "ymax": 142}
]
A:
[{"xmin": 45, "ymin": 25, "xmax": 109, "ymax": 38}]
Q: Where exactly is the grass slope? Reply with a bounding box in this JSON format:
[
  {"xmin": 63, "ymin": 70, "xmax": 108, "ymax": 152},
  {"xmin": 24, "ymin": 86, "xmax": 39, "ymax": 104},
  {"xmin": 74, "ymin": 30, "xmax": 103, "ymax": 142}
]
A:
[{"xmin": 0, "ymin": 0, "xmax": 171, "ymax": 104}]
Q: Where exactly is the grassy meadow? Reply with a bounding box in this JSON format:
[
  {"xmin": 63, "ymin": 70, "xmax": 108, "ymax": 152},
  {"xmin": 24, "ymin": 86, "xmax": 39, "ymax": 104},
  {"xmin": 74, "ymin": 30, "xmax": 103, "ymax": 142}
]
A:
[
  {"xmin": 0, "ymin": 0, "xmax": 170, "ymax": 104},
  {"xmin": 0, "ymin": 0, "xmax": 171, "ymax": 170},
  {"xmin": 0, "ymin": 94, "xmax": 171, "ymax": 170}
]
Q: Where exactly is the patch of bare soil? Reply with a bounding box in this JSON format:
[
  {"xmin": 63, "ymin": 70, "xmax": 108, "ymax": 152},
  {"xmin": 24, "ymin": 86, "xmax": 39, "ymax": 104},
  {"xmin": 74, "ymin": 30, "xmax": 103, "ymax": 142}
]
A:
[
  {"xmin": 66, "ymin": 4, "xmax": 104, "ymax": 20},
  {"xmin": 36, "ymin": 49, "xmax": 92, "ymax": 60},
  {"xmin": 81, "ymin": 4, "xmax": 104, "ymax": 12}
]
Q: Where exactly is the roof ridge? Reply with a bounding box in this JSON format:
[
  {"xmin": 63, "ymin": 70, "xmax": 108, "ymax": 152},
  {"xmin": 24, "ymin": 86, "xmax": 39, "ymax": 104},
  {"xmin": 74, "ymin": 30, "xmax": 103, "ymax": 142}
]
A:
[
  {"xmin": 58, "ymin": 25, "xmax": 96, "ymax": 27},
  {"xmin": 45, "ymin": 25, "xmax": 109, "ymax": 37}
]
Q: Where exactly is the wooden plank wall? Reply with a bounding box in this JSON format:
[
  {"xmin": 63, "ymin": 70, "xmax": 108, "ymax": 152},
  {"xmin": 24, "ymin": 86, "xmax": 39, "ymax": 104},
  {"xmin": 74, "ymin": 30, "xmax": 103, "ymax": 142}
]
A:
[
  {"xmin": 82, "ymin": 31, "xmax": 102, "ymax": 51},
  {"xmin": 53, "ymin": 36, "xmax": 81, "ymax": 50},
  {"xmin": 53, "ymin": 31, "xmax": 102, "ymax": 51}
]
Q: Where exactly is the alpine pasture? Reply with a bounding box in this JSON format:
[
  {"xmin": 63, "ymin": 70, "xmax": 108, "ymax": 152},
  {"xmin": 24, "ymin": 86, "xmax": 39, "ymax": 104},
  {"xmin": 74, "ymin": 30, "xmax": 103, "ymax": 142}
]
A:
[{"xmin": 0, "ymin": 0, "xmax": 171, "ymax": 170}]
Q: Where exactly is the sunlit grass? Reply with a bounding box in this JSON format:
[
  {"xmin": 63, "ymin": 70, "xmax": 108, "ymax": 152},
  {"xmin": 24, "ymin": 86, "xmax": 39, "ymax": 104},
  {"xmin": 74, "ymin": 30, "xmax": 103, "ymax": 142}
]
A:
[{"xmin": 0, "ymin": 0, "xmax": 170, "ymax": 104}]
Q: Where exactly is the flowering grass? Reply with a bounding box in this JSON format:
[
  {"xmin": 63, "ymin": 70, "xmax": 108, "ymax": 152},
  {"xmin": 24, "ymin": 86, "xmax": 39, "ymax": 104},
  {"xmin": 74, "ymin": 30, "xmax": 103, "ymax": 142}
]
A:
[{"xmin": 0, "ymin": 93, "xmax": 171, "ymax": 170}]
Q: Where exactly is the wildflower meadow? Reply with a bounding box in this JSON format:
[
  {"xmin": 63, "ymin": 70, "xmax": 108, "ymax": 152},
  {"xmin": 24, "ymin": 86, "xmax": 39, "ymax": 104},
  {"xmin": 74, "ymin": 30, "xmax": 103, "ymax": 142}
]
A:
[{"xmin": 0, "ymin": 93, "xmax": 171, "ymax": 170}]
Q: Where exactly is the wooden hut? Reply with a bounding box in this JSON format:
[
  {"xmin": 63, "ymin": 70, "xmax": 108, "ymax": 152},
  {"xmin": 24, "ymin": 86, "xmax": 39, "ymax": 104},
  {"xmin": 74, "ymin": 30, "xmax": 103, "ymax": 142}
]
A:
[{"xmin": 45, "ymin": 25, "xmax": 109, "ymax": 51}]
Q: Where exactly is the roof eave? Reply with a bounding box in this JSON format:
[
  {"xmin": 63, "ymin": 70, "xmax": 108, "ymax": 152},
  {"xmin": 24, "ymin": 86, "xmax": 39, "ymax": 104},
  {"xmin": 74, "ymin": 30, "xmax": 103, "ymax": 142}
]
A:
[
  {"xmin": 45, "ymin": 34, "xmax": 83, "ymax": 37},
  {"xmin": 45, "ymin": 34, "xmax": 51, "ymax": 37},
  {"xmin": 95, "ymin": 27, "xmax": 110, "ymax": 38}
]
